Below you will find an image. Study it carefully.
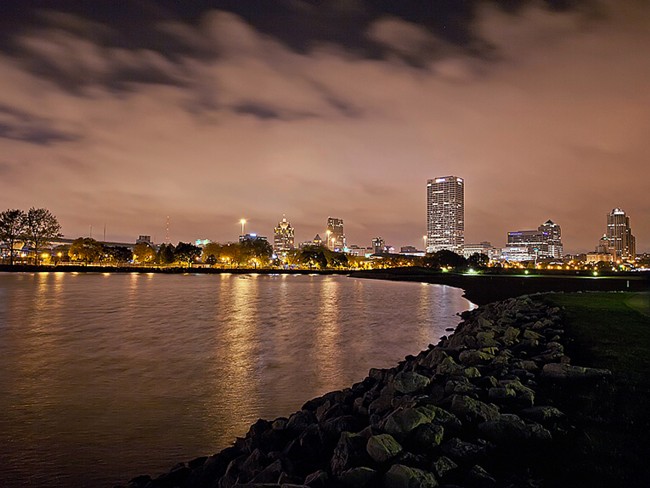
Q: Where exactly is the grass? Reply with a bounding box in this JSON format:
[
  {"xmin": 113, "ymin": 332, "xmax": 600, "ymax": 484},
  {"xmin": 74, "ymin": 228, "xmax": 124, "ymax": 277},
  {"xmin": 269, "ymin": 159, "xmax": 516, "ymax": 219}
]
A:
[
  {"xmin": 548, "ymin": 292, "xmax": 650, "ymax": 384},
  {"xmin": 541, "ymin": 292, "xmax": 650, "ymax": 487}
]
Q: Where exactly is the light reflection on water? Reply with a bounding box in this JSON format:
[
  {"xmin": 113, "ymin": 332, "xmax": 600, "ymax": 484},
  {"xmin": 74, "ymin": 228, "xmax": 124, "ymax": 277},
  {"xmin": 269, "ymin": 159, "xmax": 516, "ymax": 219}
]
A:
[{"xmin": 0, "ymin": 273, "xmax": 474, "ymax": 488}]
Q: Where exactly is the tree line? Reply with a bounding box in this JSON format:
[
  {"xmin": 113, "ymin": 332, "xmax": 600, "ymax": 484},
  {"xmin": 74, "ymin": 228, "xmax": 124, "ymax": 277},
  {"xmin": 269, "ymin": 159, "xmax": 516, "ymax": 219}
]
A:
[
  {"xmin": 1, "ymin": 207, "xmax": 490, "ymax": 271},
  {"xmin": 0, "ymin": 208, "xmax": 62, "ymax": 265}
]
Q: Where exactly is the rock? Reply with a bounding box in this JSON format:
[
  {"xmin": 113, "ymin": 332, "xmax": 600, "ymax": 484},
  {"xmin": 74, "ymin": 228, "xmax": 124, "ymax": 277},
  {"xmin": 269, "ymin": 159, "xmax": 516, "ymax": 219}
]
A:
[
  {"xmin": 287, "ymin": 410, "xmax": 317, "ymax": 433},
  {"xmin": 368, "ymin": 384, "xmax": 397, "ymax": 416},
  {"xmin": 338, "ymin": 466, "xmax": 377, "ymax": 486},
  {"xmin": 382, "ymin": 407, "xmax": 432, "ymax": 437},
  {"xmin": 330, "ymin": 432, "xmax": 369, "ymax": 476},
  {"xmin": 441, "ymin": 438, "xmax": 486, "ymax": 463},
  {"xmin": 520, "ymin": 406, "xmax": 565, "ymax": 423},
  {"xmin": 411, "ymin": 423, "xmax": 444, "ymax": 449},
  {"xmin": 303, "ymin": 470, "xmax": 328, "ymax": 487},
  {"xmin": 458, "ymin": 350, "xmax": 495, "ymax": 366},
  {"xmin": 444, "ymin": 377, "xmax": 479, "ymax": 396},
  {"xmin": 447, "ymin": 395, "xmax": 500, "ymax": 425},
  {"xmin": 488, "ymin": 386, "xmax": 517, "ymax": 403},
  {"xmin": 541, "ymin": 363, "xmax": 612, "ymax": 381},
  {"xmin": 239, "ymin": 449, "xmax": 268, "ymax": 483},
  {"xmin": 463, "ymin": 367, "xmax": 482, "ymax": 379},
  {"xmin": 421, "ymin": 405, "xmax": 462, "ymax": 435},
  {"xmin": 384, "ymin": 464, "xmax": 439, "ymax": 488},
  {"xmin": 522, "ymin": 330, "xmax": 543, "ymax": 341},
  {"xmin": 127, "ymin": 475, "xmax": 151, "ymax": 488},
  {"xmin": 393, "ymin": 371, "xmax": 432, "ymax": 394},
  {"xmin": 502, "ymin": 327, "xmax": 520, "ymax": 346},
  {"xmin": 499, "ymin": 379, "xmax": 535, "ymax": 407},
  {"xmin": 477, "ymin": 317, "xmax": 494, "ymax": 330},
  {"xmin": 436, "ymin": 356, "xmax": 465, "ymax": 376},
  {"xmin": 321, "ymin": 415, "xmax": 364, "ymax": 442},
  {"xmin": 283, "ymin": 424, "xmax": 326, "ymax": 477},
  {"xmin": 421, "ymin": 349, "xmax": 450, "ymax": 369},
  {"xmin": 431, "ymin": 456, "xmax": 458, "ymax": 480},
  {"xmin": 366, "ymin": 433, "xmax": 403, "ymax": 463},
  {"xmin": 272, "ymin": 418, "xmax": 289, "ymax": 430},
  {"xmin": 250, "ymin": 459, "xmax": 283, "ymax": 483},
  {"xmin": 465, "ymin": 465, "xmax": 496, "ymax": 488},
  {"xmin": 476, "ymin": 331, "xmax": 498, "ymax": 348},
  {"xmin": 478, "ymin": 414, "xmax": 531, "ymax": 444},
  {"xmin": 369, "ymin": 368, "xmax": 385, "ymax": 381}
]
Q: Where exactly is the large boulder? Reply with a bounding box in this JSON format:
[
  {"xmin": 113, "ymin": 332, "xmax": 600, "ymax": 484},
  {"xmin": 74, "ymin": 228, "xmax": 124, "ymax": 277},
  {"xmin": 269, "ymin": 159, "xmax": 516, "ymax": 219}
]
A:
[
  {"xmin": 330, "ymin": 432, "xmax": 369, "ymax": 476},
  {"xmin": 447, "ymin": 395, "xmax": 500, "ymax": 425},
  {"xmin": 338, "ymin": 466, "xmax": 377, "ymax": 486},
  {"xmin": 541, "ymin": 363, "xmax": 612, "ymax": 381},
  {"xmin": 478, "ymin": 414, "xmax": 531, "ymax": 444},
  {"xmin": 382, "ymin": 407, "xmax": 433, "ymax": 437},
  {"xmin": 410, "ymin": 423, "xmax": 444, "ymax": 450},
  {"xmin": 393, "ymin": 371, "xmax": 431, "ymax": 394},
  {"xmin": 384, "ymin": 464, "xmax": 438, "ymax": 488},
  {"xmin": 366, "ymin": 434, "xmax": 403, "ymax": 463}
]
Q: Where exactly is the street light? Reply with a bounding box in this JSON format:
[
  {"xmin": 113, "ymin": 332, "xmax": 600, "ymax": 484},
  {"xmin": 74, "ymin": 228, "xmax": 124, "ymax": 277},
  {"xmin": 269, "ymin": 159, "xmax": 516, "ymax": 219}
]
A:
[{"xmin": 240, "ymin": 218, "xmax": 246, "ymax": 236}]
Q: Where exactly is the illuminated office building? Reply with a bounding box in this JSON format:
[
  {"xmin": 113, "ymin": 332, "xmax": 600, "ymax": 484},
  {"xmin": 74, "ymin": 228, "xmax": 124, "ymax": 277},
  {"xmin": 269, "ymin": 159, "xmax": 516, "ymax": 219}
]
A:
[
  {"xmin": 326, "ymin": 217, "xmax": 346, "ymax": 251},
  {"xmin": 426, "ymin": 176, "xmax": 464, "ymax": 253},
  {"xmin": 273, "ymin": 216, "xmax": 295, "ymax": 253},
  {"xmin": 605, "ymin": 208, "xmax": 635, "ymax": 259}
]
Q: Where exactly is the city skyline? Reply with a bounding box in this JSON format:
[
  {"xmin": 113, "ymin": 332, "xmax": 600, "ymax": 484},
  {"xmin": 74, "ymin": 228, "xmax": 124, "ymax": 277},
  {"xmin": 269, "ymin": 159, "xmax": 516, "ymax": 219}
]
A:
[{"xmin": 1, "ymin": 1, "xmax": 649, "ymax": 253}]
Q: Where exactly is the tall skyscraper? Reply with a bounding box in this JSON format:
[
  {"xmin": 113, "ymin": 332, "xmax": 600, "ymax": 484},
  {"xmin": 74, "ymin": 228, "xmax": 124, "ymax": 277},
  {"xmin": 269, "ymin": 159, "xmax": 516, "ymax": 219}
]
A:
[
  {"xmin": 606, "ymin": 208, "xmax": 635, "ymax": 259},
  {"xmin": 326, "ymin": 217, "xmax": 345, "ymax": 251},
  {"xmin": 273, "ymin": 216, "xmax": 295, "ymax": 253},
  {"xmin": 538, "ymin": 220, "xmax": 563, "ymax": 258},
  {"xmin": 426, "ymin": 176, "xmax": 464, "ymax": 253}
]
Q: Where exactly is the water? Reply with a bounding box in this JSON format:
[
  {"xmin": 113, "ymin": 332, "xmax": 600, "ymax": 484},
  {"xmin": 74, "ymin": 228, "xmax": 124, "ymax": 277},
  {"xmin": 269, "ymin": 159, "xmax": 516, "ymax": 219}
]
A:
[{"xmin": 0, "ymin": 272, "xmax": 474, "ymax": 487}]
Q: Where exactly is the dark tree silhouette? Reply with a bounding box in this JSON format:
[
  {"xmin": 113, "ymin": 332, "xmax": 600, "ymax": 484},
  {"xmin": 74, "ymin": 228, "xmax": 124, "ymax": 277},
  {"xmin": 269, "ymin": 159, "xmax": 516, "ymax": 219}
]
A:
[{"xmin": 0, "ymin": 209, "xmax": 27, "ymax": 265}]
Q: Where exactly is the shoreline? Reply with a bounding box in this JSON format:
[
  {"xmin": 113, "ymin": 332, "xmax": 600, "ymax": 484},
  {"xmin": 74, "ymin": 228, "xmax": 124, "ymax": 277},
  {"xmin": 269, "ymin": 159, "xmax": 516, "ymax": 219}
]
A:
[
  {"xmin": 0, "ymin": 264, "xmax": 349, "ymax": 276},
  {"xmin": 2, "ymin": 264, "xmax": 647, "ymax": 307},
  {"xmin": 120, "ymin": 294, "xmax": 622, "ymax": 488},
  {"xmin": 349, "ymin": 268, "xmax": 649, "ymax": 306}
]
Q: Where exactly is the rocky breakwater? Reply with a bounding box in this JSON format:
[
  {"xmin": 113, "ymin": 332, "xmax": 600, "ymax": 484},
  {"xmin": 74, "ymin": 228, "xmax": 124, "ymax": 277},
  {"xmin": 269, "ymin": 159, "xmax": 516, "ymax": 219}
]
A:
[{"xmin": 122, "ymin": 296, "xmax": 612, "ymax": 488}]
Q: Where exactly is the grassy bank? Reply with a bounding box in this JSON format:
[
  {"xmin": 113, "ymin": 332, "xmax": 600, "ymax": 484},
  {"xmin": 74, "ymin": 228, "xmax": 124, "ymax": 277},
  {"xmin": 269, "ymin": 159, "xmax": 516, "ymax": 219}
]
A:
[
  {"xmin": 351, "ymin": 268, "xmax": 649, "ymax": 306},
  {"xmin": 541, "ymin": 292, "xmax": 650, "ymax": 487}
]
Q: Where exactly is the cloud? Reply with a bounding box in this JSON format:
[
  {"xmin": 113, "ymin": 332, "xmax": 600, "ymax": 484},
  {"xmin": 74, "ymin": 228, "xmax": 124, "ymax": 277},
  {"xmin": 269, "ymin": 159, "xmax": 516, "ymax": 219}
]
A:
[
  {"xmin": 0, "ymin": 103, "xmax": 80, "ymax": 145},
  {"xmin": 0, "ymin": 1, "xmax": 648, "ymax": 253},
  {"xmin": 367, "ymin": 16, "xmax": 438, "ymax": 56}
]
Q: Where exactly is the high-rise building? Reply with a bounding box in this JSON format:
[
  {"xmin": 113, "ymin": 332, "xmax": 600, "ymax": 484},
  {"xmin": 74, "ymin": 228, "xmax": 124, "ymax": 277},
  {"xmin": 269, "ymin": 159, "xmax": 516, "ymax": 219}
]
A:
[
  {"xmin": 504, "ymin": 219, "xmax": 563, "ymax": 261},
  {"xmin": 371, "ymin": 237, "xmax": 385, "ymax": 255},
  {"xmin": 273, "ymin": 216, "xmax": 295, "ymax": 253},
  {"xmin": 605, "ymin": 208, "xmax": 635, "ymax": 259},
  {"xmin": 426, "ymin": 176, "xmax": 464, "ymax": 254},
  {"xmin": 538, "ymin": 220, "xmax": 563, "ymax": 258},
  {"xmin": 326, "ymin": 217, "xmax": 346, "ymax": 251}
]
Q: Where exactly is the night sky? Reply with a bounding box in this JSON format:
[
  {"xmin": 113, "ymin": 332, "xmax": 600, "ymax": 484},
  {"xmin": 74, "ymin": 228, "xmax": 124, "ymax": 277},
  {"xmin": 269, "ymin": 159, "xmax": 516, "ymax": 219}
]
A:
[{"xmin": 1, "ymin": 0, "xmax": 648, "ymax": 253}]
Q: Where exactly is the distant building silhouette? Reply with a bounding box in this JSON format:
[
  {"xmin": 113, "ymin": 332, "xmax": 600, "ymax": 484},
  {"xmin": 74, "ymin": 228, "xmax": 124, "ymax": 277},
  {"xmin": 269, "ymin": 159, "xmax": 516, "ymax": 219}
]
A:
[
  {"xmin": 136, "ymin": 235, "xmax": 153, "ymax": 245},
  {"xmin": 462, "ymin": 241, "xmax": 498, "ymax": 260},
  {"xmin": 273, "ymin": 216, "xmax": 295, "ymax": 253},
  {"xmin": 426, "ymin": 176, "xmax": 464, "ymax": 254}
]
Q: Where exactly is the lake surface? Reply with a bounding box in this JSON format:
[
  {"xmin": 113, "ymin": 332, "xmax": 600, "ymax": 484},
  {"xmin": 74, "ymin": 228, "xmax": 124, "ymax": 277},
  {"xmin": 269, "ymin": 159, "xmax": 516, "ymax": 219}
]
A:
[{"xmin": 0, "ymin": 272, "xmax": 474, "ymax": 487}]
